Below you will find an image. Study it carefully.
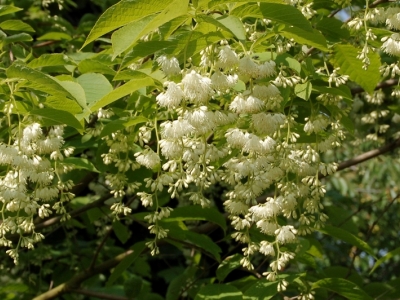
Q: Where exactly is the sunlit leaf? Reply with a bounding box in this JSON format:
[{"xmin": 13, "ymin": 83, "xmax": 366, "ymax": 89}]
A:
[
  {"xmin": 30, "ymin": 108, "xmax": 83, "ymax": 131},
  {"xmin": 216, "ymin": 254, "xmax": 242, "ymax": 281},
  {"xmin": 0, "ymin": 20, "xmax": 34, "ymax": 32},
  {"xmin": 90, "ymin": 76, "xmax": 154, "ymax": 111},
  {"xmin": 195, "ymin": 284, "xmax": 243, "ymax": 300},
  {"xmin": 0, "ymin": 5, "xmax": 22, "ymax": 17},
  {"xmin": 7, "ymin": 63, "xmax": 73, "ymax": 99},
  {"xmin": 370, "ymin": 246, "xmax": 400, "ymax": 275},
  {"xmin": 37, "ymin": 32, "xmax": 72, "ymax": 41},
  {"xmin": 162, "ymin": 206, "xmax": 227, "ymax": 232},
  {"xmin": 63, "ymin": 157, "xmax": 100, "ymax": 173},
  {"xmin": 331, "ymin": 44, "xmax": 380, "ymax": 94},
  {"xmin": 83, "ymin": 0, "xmax": 171, "ymax": 48},
  {"xmin": 111, "ymin": 0, "xmax": 189, "ymax": 58},
  {"xmin": 77, "ymin": 73, "xmax": 113, "ymax": 105}
]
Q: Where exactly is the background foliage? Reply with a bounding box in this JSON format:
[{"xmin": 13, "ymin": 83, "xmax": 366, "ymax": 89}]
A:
[{"xmin": 0, "ymin": 0, "xmax": 399, "ymax": 299}]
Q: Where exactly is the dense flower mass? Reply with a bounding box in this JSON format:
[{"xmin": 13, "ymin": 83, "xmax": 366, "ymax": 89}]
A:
[
  {"xmin": 111, "ymin": 32, "xmax": 345, "ymax": 281},
  {"xmin": 5, "ymin": 0, "xmax": 400, "ymax": 297},
  {"xmin": 0, "ymin": 122, "xmax": 74, "ymax": 263}
]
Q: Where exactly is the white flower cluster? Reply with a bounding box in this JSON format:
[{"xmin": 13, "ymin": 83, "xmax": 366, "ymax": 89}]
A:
[
  {"xmin": 42, "ymin": 0, "xmax": 64, "ymax": 10},
  {"xmin": 0, "ymin": 122, "xmax": 74, "ymax": 263},
  {"xmin": 363, "ymin": 6, "xmax": 400, "ymax": 57},
  {"xmin": 100, "ymin": 34, "xmax": 345, "ymax": 284},
  {"xmin": 138, "ymin": 41, "xmax": 343, "ymax": 282}
]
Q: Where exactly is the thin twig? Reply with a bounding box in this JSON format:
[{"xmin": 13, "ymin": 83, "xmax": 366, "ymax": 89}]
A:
[
  {"xmin": 336, "ymin": 204, "xmax": 364, "ymax": 227},
  {"xmin": 34, "ymin": 193, "xmax": 112, "ymax": 230},
  {"xmin": 33, "ymin": 249, "xmax": 134, "ymax": 300},
  {"xmin": 334, "ymin": 138, "xmax": 400, "ymax": 173},
  {"xmin": 351, "ymin": 78, "xmax": 399, "ymax": 95},
  {"xmin": 344, "ymin": 194, "xmax": 399, "ymax": 279},
  {"xmin": 336, "ymin": 198, "xmax": 383, "ymax": 227},
  {"xmin": 365, "ymin": 194, "xmax": 398, "ymax": 240},
  {"xmin": 33, "ymin": 41, "xmax": 59, "ymax": 48},
  {"xmin": 88, "ymin": 227, "xmax": 113, "ymax": 271}
]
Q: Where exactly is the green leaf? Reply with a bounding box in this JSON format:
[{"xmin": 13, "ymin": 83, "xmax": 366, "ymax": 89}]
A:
[
  {"xmin": 322, "ymin": 266, "xmax": 364, "ymax": 287},
  {"xmin": 87, "ymin": 208, "xmax": 103, "ymax": 223},
  {"xmin": 159, "ymin": 15, "xmax": 189, "ymax": 39},
  {"xmin": 0, "ymin": 283, "xmax": 29, "ymax": 293},
  {"xmin": 331, "ymin": 44, "xmax": 381, "ymax": 94},
  {"xmin": 162, "ymin": 206, "xmax": 227, "ymax": 232},
  {"xmin": 0, "ymin": 20, "xmax": 34, "ymax": 32},
  {"xmin": 112, "ymin": 0, "xmax": 189, "ymax": 58},
  {"xmin": 370, "ymin": 246, "xmax": 400, "ymax": 275},
  {"xmin": 195, "ymin": 284, "xmax": 243, "ymax": 300},
  {"xmin": 166, "ymin": 266, "xmax": 197, "ymax": 300},
  {"xmin": 124, "ymin": 276, "xmax": 143, "ymax": 298},
  {"xmin": 112, "ymin": 221, "xmax": 130, "ymax": 244},
  {"xmin": 177, "ymin": 31, "xmax": 225, "ymax": 61},
  {"xmin": 318, "ymin": 225, "xmax": 376, "ymax": 258},
  {"xmin": 77, "ymin": 73, "xmax": 113, "ymax": 105},
  {"xmin": 252, "ymin": 52, "xmax": 300, "ymax": 74},
  {"xmin": 83, "ymin": 0, "xmax": 171, "ymax": 48},
  {"xmin": 259, "ymin": 3, "xmax": 313, "ymax": 32},
  {"xmin": 184, "ymin": 231, "xmax": 222, "ymax": 262},
  {"xmin": 196, "ymin": 15, "xmax": 245, "ymax": 41},
  {"xmin": 57, "ymin": 81, "xmax": 87, "ymax": 109},
  {"xmin": 106, "ymin": 241, "xmax": 147, "ymax": 287},
  {"xmin": 63, "ymin": 157, "xmax": 99, "ymax": 173},
  {"xmin": 0, "ymin": 5, "xmax": 22, "ymax": 17},
  {"xmin": 324, "ymin": 206, "xmax": 358, "ymax": 235},
  {"xmin": 78, "ymin": 59, "xmax": 116, "ymax": 75},
  {"xmin": 37, "ymin": 32, "xmax": 72, "ymax": 41},
  {"xmin": 12, "ymin": 101, "xmax": 31, "ymax": 114},
  {"xmin": 1, "ymin": 33, "xmax": 32, "ymax": 44},
  {"xmin": 306, "ymin": 237, "xmax": 324, "ymax": 258},
  {"xmin": 312, "ymin": 278, "xmax": 373, "ymax": 300},
  {"xmin": 30, "ymin": 108, "xmax": 83, "ymax": 131},
  {"xmin": 90, "ymin": 76, "xmax": 154, "ymax": 111},
  {"xmin": 28, "ymin": 54, "xmax": 70, "ymax": 68},
  {"xmin": 111, "ymin": 15, "xmax": 155, "ymax": 59},
  {"xmin": 316, "ymin": 18, "xmax": 350, "ymax": 42},
  {"xmin": 340, "ymin": 115, "xmax": 355, "ymax": 133},
  {"xmin": 100, "ymin": 116, "xmax": 149, "ymax": 138},
  {"xmin": 295, "ymin": 82, "xmax": 312, "ymax": 100},
  {"xmin": 163, "ymin": 222, "xmax": 222, "ymax": 262},
  {"xmin": 312, "ymin": 85, "xmax": 353, "ymax": 100},
  {"xmin": 364, "ymin": 282, "xmax": 396, "ymax": 299},
  {"xmin": 296, "ymin": 252, "xmax": 318, "ymax": 269},
  {"xmin": 142, "ymin": 293, "xmax": 166, "ymax": 300},
  {"xmin": 7, "ymin": 63, "xmax": 73, "ymax": 99},
  {"xmin": 121, "ymin": 41, "xmax": 176, "ymax": 69},
  {"xmin": 280, "ymin": 26, "xmax": 328, "ymax": 51},
  {"xmin": 242, "ymin": 281, "xmax": 278, "ymax": 300},
  {"xmin": 208, "ymin": 0, "xmax": 283, "ymax": 9},
  {"xmin": 44, "ymin": 96, "xmax": 82, "ymax": 115},
  {"xmin": 113, "ymin": 69, "xmax": 160, "ymax": 81},
  {"xmin": 216, "ymin": 254, "xmax": 242, "ymax": 281},
  {"xmin": 217, "ymin": 15, "xmax": 246, "ymax": 41}
]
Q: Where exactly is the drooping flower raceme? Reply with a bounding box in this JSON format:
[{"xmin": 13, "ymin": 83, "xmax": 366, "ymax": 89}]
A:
[{"xmin": 0, "ymin": 122, "xmax": 75, "ymax": 263}]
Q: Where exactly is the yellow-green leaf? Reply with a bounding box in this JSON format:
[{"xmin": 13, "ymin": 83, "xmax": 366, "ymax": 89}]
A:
[
  {"xmin": 83, "ymin": 0, "xmax": 171, "ymax": 48},
  {"xmin": 332, "ymin": 44, "xmax": 381, "ymax": 94},
  {"xmin": 0, "ymin": 20, "xmax": 35, "ymax": 32},
  {"xmin": 90, "ymin": 76, "xmax": 153, "ymax": 111}
]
